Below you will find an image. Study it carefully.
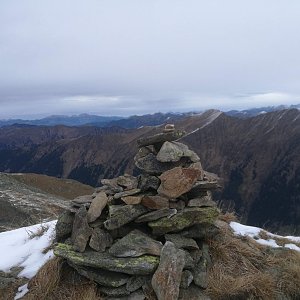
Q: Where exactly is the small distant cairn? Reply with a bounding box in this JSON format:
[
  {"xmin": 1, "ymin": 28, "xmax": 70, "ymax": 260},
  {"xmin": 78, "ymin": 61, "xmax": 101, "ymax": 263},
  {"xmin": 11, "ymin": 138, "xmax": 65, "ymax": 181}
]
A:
[{"xmin": 54, "ymin": 125, "xmax": 221, "ymax": 300}]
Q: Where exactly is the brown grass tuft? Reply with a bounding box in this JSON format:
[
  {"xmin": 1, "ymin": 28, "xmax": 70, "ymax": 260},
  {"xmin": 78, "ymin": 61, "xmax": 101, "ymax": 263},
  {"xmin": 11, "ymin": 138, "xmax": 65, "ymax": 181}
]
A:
[
  {"xmin": 206, "ymin": 226, "xmax": 300, "ymax": 300},
  {"xmin": 218, "ymin": 211, "xmax": 238, "ymax": 223},
  {"xmin": 23, "ymin": 258, "xmax": 102, "ymax": 300}
]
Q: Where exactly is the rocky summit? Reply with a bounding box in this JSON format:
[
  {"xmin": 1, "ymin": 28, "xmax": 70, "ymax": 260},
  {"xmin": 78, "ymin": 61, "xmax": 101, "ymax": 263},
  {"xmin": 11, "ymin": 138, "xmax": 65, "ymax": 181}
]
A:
[{"xmin": 54, "ymin": 125, "xmax": 221, "ymax": 299}]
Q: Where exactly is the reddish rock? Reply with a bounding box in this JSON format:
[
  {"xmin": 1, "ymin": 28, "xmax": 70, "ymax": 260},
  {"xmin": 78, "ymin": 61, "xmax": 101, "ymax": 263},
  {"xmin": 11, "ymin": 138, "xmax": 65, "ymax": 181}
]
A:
[
  {"xmin": 141, "ymin": 195, "xmax": 169, "ymax": 210},
  {"xmin": 121, "ymin": 196, "xmax": 143, "ymax": 205},
  {"xmin": 158, "ymin": 167, "xmax": 202, "ymax": 198}
]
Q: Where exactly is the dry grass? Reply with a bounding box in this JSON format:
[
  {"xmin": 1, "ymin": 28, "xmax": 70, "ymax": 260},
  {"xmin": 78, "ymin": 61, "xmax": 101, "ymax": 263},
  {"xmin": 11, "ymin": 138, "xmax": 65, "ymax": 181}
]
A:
[
  {"xmin": 206, "ymin": 224, "xmax": 300, "ymax": 300},
  {"xmin": 23, "ymin": 258, "xmax": 103, "ymax": 300},
  {"xmin": 218, "ymin": 211, "xmax": 238, "ymax": 223},
  {"xmin": 258, "ymin": 230, "xmax": 300, "ymax": 248}
]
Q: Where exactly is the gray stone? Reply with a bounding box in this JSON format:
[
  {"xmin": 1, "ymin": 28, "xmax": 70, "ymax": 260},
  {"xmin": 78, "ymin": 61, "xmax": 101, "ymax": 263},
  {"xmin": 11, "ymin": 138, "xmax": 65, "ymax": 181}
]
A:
[
  {"xmin": 192, "ymin": 244, "xmax": 211, "ymax": 289},
  {"xmin": 165, "ymin": 233, "xmax": 199, "ymax": 250},
  {"xmin": 179, "ymin": 284, "xmax": 211, "ymax": 300},
  {"xmin": 70, "ymin": 264, "xmax": 130, "ymax": 287},
  {"xmin": 89, "ymin": 228, "xmax": 113, "ymax": 252},
  {"xmin": 180, "ymin": 270, "xmax": 193, "ymax": 289},
  {"xmin": 87, "ymin": 192, "xmax": 108, "ymax": 223},
  {"xmin": 104, "ymin": 205, "xmax": 149, "ymax": 230},
  {"xmin": 126, "ymin": 276, "xmax": 148, "ymax": 292},
  {"xmin": 55, "ymin": 210, "xmax": 74, "ymax": 242},
  {"xmin": 71, "ymin": 206, "xmax": 93, "ymax": 252},
  {"xmin": 151, "ymin": 241, "xmax": 186, "ymax": 300},
  {"xmin": 106, "ymin": 289, "xmax": 146, "ymax": 300},
  {"xmin": 135, "ymin": 208, "xmax": 177, "ymax": 223},
  {"xmin": 116, "ymin": 175, "xmax": 138, "ymax": 190},
  {"xmin": 148, "ymin": 207, "xmax": 220, "ymax": 235},
  {"xmin": 137, "ymin": 130, "xmax": 186, "ymax": 148},
  {"xmin": 135, "ymin": 153, "xmax": 172, "ymax": 175},
  {"xmin": 181, "ymin": 223, "xmax": 220, "ymax": 239},
  {"xmin": 156, "ymin": 141, "xmax": 184, "ymax": 162},
  {"xmin": 114, "ymin": 189, "xmax": 141, "ymax": 200},
  {"xmin": 54, "ymin": 243, "xmax": 159, "ymax": 275},
  {"xmin": 158, "ymin": 166, "xmax": 202, "ymax": 198},
  {"xmin": 141, "ymin": 195, "xmax": 169, "ymax": 210},
  {"xmin": 142, "ymin": 280, "xmax": 157, "ymax": 300},
  {"xmin": 172, "ymin": 142, "xmax": 200, "ymax": 163},
  {"xmin": 109, "ymin": 230, "xmax": 162, "ymax": 257},
  {"xmin": 138, "ymin": 174, "xmax": 161, "ymax": 192}
]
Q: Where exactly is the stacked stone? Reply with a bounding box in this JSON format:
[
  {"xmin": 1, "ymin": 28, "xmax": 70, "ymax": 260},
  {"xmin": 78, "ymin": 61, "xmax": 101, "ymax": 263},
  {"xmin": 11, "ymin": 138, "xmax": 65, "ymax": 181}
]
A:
[{"xmin": 54, "ymin": 125, "xmax": 221, "ymax": 300}]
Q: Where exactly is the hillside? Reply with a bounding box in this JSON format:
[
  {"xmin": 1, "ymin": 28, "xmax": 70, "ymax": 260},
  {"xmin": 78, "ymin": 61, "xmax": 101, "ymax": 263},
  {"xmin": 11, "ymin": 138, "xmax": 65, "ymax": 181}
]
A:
[
  {"xmin": 0, "ymin": 109, "xmax": 299, "ymax": 233},
  {"xmin": 0, "ymin": 173, "xmax": 94, "ymax": 232}
]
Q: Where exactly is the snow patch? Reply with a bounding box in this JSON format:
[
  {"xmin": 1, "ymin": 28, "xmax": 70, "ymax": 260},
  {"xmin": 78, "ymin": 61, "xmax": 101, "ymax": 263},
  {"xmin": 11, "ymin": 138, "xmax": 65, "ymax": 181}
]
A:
[
  {"xmin": 14, "ymin": 283, "xmax": 29, "ymax": 300},
  {"xmin": 0, "ymin": 220, "xmax": 56, "ymax": 278},
  {"xmin": 230, "ymin": 222, "xmax": 300, "ymax": 252}
]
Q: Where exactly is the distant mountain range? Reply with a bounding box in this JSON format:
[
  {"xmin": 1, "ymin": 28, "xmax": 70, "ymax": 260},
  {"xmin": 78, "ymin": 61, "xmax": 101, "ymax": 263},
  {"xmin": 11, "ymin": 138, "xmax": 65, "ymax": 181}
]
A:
[
  {"xmin": 0, "ymin": 108, "xmax": 299, "ymax": 234},
  {"xmin": 1, "ymin": 104, "xmax": 299, "ymax": 128}
]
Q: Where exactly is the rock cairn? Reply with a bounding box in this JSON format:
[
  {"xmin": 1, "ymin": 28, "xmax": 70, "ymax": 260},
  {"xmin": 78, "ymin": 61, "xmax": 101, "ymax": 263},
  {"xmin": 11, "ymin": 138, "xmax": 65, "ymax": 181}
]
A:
[{"xmin": 54, "ymin": 125, "xmax": 221, "ymax": 300}]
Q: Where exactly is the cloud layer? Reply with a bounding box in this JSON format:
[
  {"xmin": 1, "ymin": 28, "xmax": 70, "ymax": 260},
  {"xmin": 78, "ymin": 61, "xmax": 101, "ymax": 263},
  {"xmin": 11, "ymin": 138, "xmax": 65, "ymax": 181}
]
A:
[{"xmin": 1, "ymin": 0, "xmax": 300, "ymax": 118}]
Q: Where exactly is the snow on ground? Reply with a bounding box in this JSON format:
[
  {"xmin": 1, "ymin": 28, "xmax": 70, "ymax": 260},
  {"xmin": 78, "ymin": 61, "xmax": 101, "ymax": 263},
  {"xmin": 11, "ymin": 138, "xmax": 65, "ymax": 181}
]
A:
[
  {"xmin": 230, "ymin": 221, "xmax": 300, "ymax": 252},
  {"xmin": 0, "ymin": 220, "xmax": 56, "ymax": 299}
]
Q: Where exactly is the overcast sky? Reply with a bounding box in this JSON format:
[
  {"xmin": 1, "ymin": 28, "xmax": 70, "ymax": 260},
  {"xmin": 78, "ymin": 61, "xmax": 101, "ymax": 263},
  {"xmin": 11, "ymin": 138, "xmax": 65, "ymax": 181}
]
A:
[{"xmin": 1, "ymin": 0, "xmax": 300, "ymax": 118}]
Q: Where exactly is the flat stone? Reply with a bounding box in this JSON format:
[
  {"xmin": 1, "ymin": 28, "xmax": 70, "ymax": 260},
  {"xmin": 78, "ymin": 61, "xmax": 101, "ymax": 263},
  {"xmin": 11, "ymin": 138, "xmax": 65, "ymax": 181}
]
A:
[
  {"xmin": 101, "ymin": 178, "xmax": 124, "ymax": 193},
  {"xmin": 141, "ymin": 195, "xmax": 169, "ymax": 210},
  {"xmin": 105, "ymin": 289, "xmax": 146, "ymax": 300},
  {"xmin": 70, "ymin": 264, "xmax": 130, "ymax": 287},
  {"xmin": 156, "ymin": 141, "xmax": 184, "ymax": 162},
  {"xmin": 158, "ymin": 166, "xmax": 202, "ymax": 198},
  {"xmin": 151, "ymin": 241, "xmax": 186, "ymax": 300},
  {"xmin": 165, "ymin": 234, "xmax": 199, "ymax": 250},
  {"xmin": 87, "ymin": 192, "xmax": 108, "ymax": 223},
  {"xmin": 137, "ymin": 130, "xmax": 186, "ymax": 148},
  {"xmin": 180, "ymin": 270, "xmax": 193, "ymax": 289},
  {"xmin": 181, "ymin": 223, "xmax": 220, "ymax": 239},
  {"xmin": 114, "ymin": 189, "xmax": 141, "ymax": 200},
  {"xmin": 135, "ymin": 208, "xmax": 177, "ymax": 223},
  {"xmin": 134, "ymin": 146, "xmax": 156, "ymax": 161},
  {"xmin": 100, "ymin": 285, "xmax": 131, "ymax": 297},
  {"xmin": 116, "ymin": 175, "xmax": 138, "ymax": 190},
  {"xmin": 89, "ymin": 228, "xmax": 113, "ymax": 252},
  {"xmin": 72, "ymin": 195, "xmax": 94, "ymax": 204},
  {"xmin": 109, "ymin": 230, "xmax": 162, "ymax": 257},
  {"xmin": 149, "ymin": 207, "xmax": 219, "ymax": 235},
  {"xmin": 104, "ymin": 205, "xmax": 149, "ymax": 230},
  {"xmin": 71, "ymin": 206, "xmax": 93, "ymax": 252},
  {"xmin": 54, "ymin": 243, "xmax": 159, "ymax": 275},
  {"xmin": 126, "ymin": 276, "xmax": 148, "ymax": 292},
  {"xmin": 138, "ymin": 174, "xmax": 160, "ymax": 192},
  {"xmin": 55, "ymin": 210, "xmax": 74, "ymax": 242},
  {"xmin": 187, "ymin": 195, "xmax": 216, "ymax": 208},
  {"xmin": 121, "ymin": 196, "xmax": 143, "ymax": 205},
  {"xmin": 179, "ymin": 284, "xmax": 211, "ymax": 300}
]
